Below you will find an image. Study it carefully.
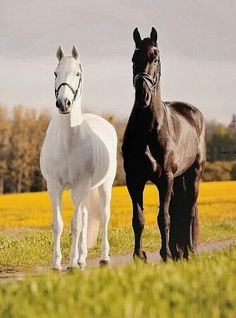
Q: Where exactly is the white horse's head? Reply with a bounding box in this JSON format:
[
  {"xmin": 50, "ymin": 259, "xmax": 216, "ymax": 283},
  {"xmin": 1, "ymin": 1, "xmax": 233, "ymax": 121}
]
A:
[{"xmin": 54, "ymin": 46, "xmax": 82, "ymax": 115}]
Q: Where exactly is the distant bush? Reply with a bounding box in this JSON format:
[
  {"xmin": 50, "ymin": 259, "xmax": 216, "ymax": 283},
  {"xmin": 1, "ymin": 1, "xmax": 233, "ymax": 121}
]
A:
[
  {"xmin": 202, "ymin": 161, "xmax": 236, "ymax": 182},
  {"xmin": 231, "ymin": 163, "xmax": 236, "ymax": 180}
]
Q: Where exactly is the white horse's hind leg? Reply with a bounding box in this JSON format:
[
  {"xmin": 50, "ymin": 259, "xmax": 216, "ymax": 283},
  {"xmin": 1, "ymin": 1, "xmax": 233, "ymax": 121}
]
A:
[
  {"xmin": 98, "ymin": 180, "xmax": 113, "ymax": 263},
  {"xmin": 47, "ymin": 181, "xmax": 63, "ymax": 270},
  {"xmin": 69, "ymin": 186, "xmax": 89, "ymax": 268}
]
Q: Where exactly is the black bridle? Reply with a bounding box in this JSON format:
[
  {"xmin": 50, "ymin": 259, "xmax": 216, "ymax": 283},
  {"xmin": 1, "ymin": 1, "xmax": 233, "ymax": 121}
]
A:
[
  {"xmin": 54, "ymin": 64, "xmax": 82, "ymax": 101},
  {"xmin": 133, "ymin": 52, "xmax": 161, "ymax": 94}
]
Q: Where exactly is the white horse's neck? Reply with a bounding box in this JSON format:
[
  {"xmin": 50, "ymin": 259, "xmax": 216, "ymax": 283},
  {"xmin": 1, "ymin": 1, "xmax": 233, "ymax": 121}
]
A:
[
  {"xmin": 52, "ymin": 96, "xmax": 85, "ymax": 149},
  {"xmin": 70, "ymin": 95, "xmax": 84, "ymax": 127},
  {"xmin": 55, "ymin": 97, "xmax": 84, "ymax": 126}
]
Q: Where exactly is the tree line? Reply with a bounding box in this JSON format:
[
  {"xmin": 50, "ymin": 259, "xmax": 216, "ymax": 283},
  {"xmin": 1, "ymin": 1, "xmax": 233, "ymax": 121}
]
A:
[
  {"xmin": 0, "ymin": 105, "xmax": 235, "ymax": 193},
  {"xmin": 0, "ymin": 106, "xmax": 49, "ymax": 193}
]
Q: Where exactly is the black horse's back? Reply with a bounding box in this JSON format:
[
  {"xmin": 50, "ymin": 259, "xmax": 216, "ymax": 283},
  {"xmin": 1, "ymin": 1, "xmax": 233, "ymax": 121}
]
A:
[{"xmin": 166, "ymin": 101, "xmax": 205, "ymax": 136}]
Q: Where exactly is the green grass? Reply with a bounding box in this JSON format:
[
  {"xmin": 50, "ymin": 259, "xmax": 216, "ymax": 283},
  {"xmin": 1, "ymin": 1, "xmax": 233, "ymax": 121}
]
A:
[
  {"xmin": 0, "ymin": 246, "xmax": 235, "ymax": 318},
  {"xmin": 1, "ymin": 219, "xmax": 236, "ymax": 271}
]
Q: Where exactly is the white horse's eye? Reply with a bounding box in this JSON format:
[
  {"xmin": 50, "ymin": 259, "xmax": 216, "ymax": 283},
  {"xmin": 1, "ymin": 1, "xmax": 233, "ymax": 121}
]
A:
[
  {"xmin": 76, "ymin": 72, "xmax": 80, "ymax": 76},
  {"xmin": 54, "ymin": 72, "xmax": 57, "ymax": 77}
]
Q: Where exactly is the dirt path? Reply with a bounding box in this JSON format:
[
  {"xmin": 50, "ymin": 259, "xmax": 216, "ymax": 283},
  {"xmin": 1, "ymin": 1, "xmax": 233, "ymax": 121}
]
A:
[
  {"xmin": 0, "ymin": 239, "xmax": 235, "ymax": 285},
  {"xmin": 86, "ymin": 238, "xmax": 236, "ymax": 268}
]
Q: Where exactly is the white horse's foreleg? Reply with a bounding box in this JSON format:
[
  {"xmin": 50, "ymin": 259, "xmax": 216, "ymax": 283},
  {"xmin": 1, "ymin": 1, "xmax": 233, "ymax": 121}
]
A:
[
  {"xmin": 69, "ymin": 186, "xmax": 89, "ymax": 268},
  {"xmin": 78, "ymin": 205, "xmax": 88, "ymax": 268},
  {"xmin": 98, "ymin": 180, "xmax": 112, "ymax": 262},
  {"xmin": 48, "ymin": 181, "xmax": 63, "ymax": 270}
]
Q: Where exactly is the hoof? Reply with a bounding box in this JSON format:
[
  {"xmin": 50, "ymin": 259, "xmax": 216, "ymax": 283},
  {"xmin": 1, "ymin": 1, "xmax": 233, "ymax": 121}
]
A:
[
  {"xmin": 190, "ymin": 246, "xmax": 198, "ymax": 256},
  {"xmin": 170, "ymin": 250, "xmax": 180, "ymax": 261},
  {"xmin": 66, "ymin": 266, "xmax": 80, "ymax": 273},
  {"xmin": 78, "ymin": 262, "xmax": 87, "ymax": 270},
  {"xmin": 52, "ymin": 267, "xmax": 62, "ymax": 273},
  {"xmin": 160, "ymin": 248, "xmax": 172, "ymax": 262},
  {"xmin": 52, "ymin": 264, "xmax": 62, "ymax": 272},
  {"xmin": 133, "ymin": 251, "xmax": 148, "ymax": 263},
  {"xmin": 172, "ymin": 252, "xmax": 181, "ymax": 262},
  {"xmin": 99, "ymin": 260, "xmax": 110, "ymax": 267}
]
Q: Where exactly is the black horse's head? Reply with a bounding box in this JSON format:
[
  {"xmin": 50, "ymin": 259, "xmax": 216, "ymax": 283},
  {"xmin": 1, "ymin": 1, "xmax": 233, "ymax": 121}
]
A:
[{"xmin": 132, "ymin": 27, "xmax": 161, "ymax": 107}]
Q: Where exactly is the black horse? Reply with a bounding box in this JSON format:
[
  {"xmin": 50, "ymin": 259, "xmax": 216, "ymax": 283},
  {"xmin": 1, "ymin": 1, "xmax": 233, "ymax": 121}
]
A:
[{"xmin": 122, "ymin": 27, "xmax": 206, "ymax": 261}]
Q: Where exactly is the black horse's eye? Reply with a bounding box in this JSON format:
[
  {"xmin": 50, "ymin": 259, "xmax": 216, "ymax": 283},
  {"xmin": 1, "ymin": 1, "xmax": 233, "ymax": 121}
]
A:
[
  {"xmin": 153, "ymin": 58, "xmax": 158, "ymax": 64},
  {"xmin": 54, "ymin": 72, "xmax": 57, "ymax": 77}
]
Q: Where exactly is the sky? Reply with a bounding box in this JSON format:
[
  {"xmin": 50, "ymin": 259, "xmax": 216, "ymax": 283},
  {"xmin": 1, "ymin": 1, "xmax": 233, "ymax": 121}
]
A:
[{"xmin": 0, "ymin": 0, "xmax": 236, "ymax": 123}]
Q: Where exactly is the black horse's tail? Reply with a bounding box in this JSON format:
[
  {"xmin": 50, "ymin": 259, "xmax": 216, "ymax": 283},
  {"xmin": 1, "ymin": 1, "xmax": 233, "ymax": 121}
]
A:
[{"xmin": 169, "ymin": 176, "xmax": 199, "ymax": 260}]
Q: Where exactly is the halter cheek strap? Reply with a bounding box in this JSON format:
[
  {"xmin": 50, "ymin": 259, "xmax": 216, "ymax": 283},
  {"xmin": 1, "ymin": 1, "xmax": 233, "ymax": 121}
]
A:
[
  {"xmin": 133, "ymin": 72, "xmax": 158, "ymax": 93},
  {"xmin": 133, "ymin": 59, "xmax": 161, "ymax": 93},
  {"xmin": 54, "ymin": 64, "xmax": 82, "ymax": 101}
]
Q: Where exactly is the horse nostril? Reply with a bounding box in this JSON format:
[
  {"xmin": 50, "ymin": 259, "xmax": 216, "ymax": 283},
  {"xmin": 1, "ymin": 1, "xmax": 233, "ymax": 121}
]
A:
[
  {"xmin": 56, "ymin": 100, "xmax": 60, "ymax": 108},
  {"xmin": 66, "ymin": 100, "xmax": 71, "ymax": 107},
  {"xmin": 153, "ymin": 49, "xmax": 158, "ymax": 56}
]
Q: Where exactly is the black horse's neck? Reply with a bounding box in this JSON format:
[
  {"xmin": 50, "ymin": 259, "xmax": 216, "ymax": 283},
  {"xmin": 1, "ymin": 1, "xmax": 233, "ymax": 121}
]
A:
[
  {"xmin": 150, "ymin": 82, "xmax": 166, "ymax": 129},
  {"xmin": 122, "ymin": 81, "xmax": 163, "ymax": 154}
]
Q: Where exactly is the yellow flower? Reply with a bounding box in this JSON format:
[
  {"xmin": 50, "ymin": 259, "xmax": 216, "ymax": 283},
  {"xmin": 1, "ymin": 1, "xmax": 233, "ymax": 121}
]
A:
[{"xmin": 0, "ymin": 181, "xmax": 235, "ymax": 229}]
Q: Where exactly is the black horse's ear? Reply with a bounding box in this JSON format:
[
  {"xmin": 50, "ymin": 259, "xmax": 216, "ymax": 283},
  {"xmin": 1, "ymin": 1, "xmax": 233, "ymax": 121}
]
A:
[
  {"xmin": 150, "ymin": 27, "xmax": 158, "ymax": 45},
  {"xmin": 56, "ymin": 46, "xmax": 64, "ymax": 61},
  {"xmin": 133, "ymin": 27, "xmax": 142, "ymax": 48}
]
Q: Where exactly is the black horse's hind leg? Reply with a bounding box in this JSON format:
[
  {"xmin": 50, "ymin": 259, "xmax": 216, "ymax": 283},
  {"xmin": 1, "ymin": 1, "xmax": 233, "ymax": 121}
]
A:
[
  {"xmin": 184, "ymin": 162, "xmax": 203, "ymax": 258},
  {"xmin": 169, "ymin": 192, "xmax": 179, "ymax": 260},
  {"xmin": 169, "ymin": 176, "xmax": 186, "ymax": 260},
  {"xmin": 126, "ymin": 176, "xmax": 146, "ymax": 262},
  {"xmin": 158, "ymin": 173, "xmax": 173, "ymax": 261}
]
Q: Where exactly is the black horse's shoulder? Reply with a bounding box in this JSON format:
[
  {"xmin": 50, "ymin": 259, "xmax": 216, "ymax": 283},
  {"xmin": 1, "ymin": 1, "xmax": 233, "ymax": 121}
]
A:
[
  {"xmin": 164, "ymin": 101, "xmax": 204, "ymax": 121},
  {"xmin": 165, "ymin": 101, "xmax": 197, "ymax": 113}
]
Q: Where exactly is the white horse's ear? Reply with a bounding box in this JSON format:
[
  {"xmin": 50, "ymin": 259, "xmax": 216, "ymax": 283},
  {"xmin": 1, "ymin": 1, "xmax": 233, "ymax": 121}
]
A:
[
  {"xmin": 72, "ymin": 46, "xmax": 79, "ymax": 60},
  {"xmin": 56, "ymin": 46, "xmax": 64, "ymax": 61}
]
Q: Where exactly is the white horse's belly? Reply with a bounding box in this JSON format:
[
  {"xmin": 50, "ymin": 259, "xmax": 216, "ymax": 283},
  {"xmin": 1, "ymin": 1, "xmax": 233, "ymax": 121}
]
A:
[
  {"xmin": 40, "ymin": 113, "xmax": 117, "ymax": 189},
  {"xmin": 83, "ymin": 114, "xmax": 117, "ymax": 188}
]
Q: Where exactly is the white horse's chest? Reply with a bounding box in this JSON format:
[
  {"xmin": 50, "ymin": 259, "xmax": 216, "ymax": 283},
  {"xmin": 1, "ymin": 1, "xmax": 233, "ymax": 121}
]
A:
[{"xmin": 40, "ymin": 117, "xmax": 112, "ymax": 188}]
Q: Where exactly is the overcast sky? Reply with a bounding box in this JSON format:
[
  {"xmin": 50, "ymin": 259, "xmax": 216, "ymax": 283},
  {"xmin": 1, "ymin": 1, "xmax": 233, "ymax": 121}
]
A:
[{"xmin": 0, "ymin": 0, "xmax": 235, "ymax": 123}]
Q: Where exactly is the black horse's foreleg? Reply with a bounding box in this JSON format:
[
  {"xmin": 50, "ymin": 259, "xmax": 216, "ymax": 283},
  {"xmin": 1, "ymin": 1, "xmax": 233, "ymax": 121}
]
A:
[
  {"xmin": 158, "ymin": 173, "xmax": 173, "ymax": 261},
  {"xmin": 127, "ymin": 178, "xmax": 146, "ymax": 261}
]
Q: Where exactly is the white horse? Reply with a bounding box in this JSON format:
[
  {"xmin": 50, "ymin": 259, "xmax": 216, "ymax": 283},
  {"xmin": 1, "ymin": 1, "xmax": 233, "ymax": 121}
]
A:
[{"xmin": 40, "ymin": 46, "xmax": 117, "ymax": 270}]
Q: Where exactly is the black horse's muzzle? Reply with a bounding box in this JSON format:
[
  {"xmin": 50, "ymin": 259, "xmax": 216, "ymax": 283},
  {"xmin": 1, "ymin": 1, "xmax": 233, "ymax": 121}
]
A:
[{"xmin": 133, "ymin": 73, "xmax": 158, "ymax": 108}]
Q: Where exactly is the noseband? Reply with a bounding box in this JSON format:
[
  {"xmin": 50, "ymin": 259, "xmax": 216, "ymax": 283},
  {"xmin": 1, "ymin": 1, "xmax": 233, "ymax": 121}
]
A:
[
  {"xmin": 133, "ymin": 56, "xmax": 161, "ymax": 95},
  {"xmin": 55, "ymin": 64, "xmax": 82, "ymax": 101},
  {"xmin": 133, "ymin": 72, "xmax": 158, "ymax": 93}
]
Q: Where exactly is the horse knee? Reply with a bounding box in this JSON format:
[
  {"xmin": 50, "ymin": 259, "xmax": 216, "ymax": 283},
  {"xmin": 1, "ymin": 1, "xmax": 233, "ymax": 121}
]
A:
[
  {"xmin": 101, "ymin": 204, "xmax": 110, "ymax": 222},
  {"xmin": 132, "ymin": 209, "xmax": 145, "ymax": 230},
  {"xmin": 158, "ymin": 212, "xmax": 170, "ymax": 230},
  {"xmin": 71, "ymin": 217, "xmax": 81, "ymax": 235},
  {"xmin": 52, "ymin": 220, "xmax": 63, "ymax": 235},
  {"xmin": 190, "ymin": 206, "xmax": 197, "ymax": 218}
]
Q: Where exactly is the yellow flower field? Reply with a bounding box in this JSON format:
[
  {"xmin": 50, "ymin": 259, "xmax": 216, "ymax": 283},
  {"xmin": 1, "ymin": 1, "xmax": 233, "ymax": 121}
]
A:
[{"xmin": 0, "ymin": 181, "xmax": 235, "ymax": 229}]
